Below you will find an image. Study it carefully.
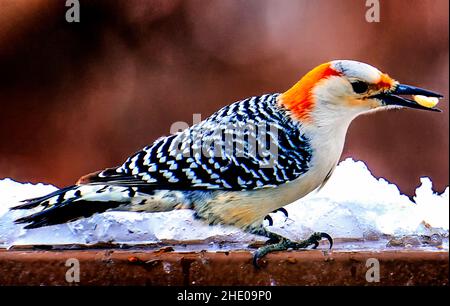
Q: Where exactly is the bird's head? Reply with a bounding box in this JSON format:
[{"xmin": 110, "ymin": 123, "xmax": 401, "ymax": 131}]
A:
[{"xmin": 279, "ymin": 60, "xmax": 443, "ymax": 126}]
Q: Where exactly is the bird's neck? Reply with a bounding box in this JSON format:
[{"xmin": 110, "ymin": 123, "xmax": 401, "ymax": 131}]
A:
[
  {"xmin": 278, "ymin": 62, "xmax": 341, "ymax": 123},
  {"xmin": 305, "ymin": 97, "xmax": 357, "ymax": 166},
  {"xmin": 277, "ymin": 64, "xmax": 363, "ymax": 167},
  {"xmin": 294, "ymin": 97, "xmax": 358, "ymax": 176}
]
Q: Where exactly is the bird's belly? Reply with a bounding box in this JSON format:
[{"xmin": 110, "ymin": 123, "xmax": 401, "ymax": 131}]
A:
[{"xmin": 188, "ymin": 166, "xmax": 331, "ymax": 230}]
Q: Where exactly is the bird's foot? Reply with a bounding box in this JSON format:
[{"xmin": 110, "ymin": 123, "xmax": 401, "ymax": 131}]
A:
[
  {"xmin": 253, "ymin": 232, "xmax": 333, "ymax": 268},
  {"xmin": 263, "ymin": 208, "xmax": 289, "ymax": 226}
]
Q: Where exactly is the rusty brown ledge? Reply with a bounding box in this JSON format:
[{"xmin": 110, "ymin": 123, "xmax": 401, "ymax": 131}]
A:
[{"xmin": 0, "ymin": 248, "xmax": 447, "ymax": 286}]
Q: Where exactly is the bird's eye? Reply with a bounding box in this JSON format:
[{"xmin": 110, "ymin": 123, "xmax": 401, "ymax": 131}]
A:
[{"xmin": 351, "ymin": 81, "xmax": 369, "ymax": 94}]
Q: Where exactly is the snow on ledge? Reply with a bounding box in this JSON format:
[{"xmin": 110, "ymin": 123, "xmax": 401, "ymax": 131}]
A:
[{"xmin": 0, "ymin": 158, "xmax": 448, "ymax": 248}]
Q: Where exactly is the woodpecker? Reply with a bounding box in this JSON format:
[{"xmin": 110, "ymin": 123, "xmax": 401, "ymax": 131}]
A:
[{"xmin": 12, "ymin": 60, "xmax": 442, "ymax": 266}]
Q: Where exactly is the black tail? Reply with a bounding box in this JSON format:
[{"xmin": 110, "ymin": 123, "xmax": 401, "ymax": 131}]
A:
[
  {"xmin": 11, "ymin": 185, "xmax": 77, "ymax": 210},
  {"xmin": 12, "ymin": 184, "xmax": 129, "ymax": 229},
  {"xmin": 14, "ymin": 200, "xmax": 122, "ymax": 229}
]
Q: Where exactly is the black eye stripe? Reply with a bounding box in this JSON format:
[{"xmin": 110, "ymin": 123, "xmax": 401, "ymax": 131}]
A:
[{"xmin": 351, "ymin": 81, "xmax": 369, "ymax": 94}]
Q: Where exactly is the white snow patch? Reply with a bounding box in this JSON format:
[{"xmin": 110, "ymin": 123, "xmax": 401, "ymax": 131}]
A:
[
  {"xmin": 273, "ymin": 159, "xmax": 448, "ymax": 241},
  {"xmin": 0, "ymin": 159, "xmax": 448, "ymax": 248}
]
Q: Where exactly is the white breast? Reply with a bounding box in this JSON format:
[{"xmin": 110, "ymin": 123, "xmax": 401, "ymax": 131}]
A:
[{"xmin": 274, "ymin": 119, "xmax": 350, "ymax": 205}]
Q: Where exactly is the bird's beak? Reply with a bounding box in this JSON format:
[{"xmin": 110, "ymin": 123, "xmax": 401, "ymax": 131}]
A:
[{"xmin": 372, "ymin": 84, "xmax": 443, "ymax": 112}]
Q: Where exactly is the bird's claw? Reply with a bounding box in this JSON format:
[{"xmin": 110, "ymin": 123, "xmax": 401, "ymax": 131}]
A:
[
  {"xmin": 305, "ymin": 232, "xmax": 333, "ymax": 250},
  {"xmin": 320, "ymin": 232, "xmax": 333, "ymax": 249},
  {"xmin": 275, "ymin": 208, "xmax": 289, "ymax": 218},
  {"xmin": 252, "ymin": 232, "xmax": 333, "ymax": 268},
  {"xmin": 263, "ymin": 208, "xmax": 289, "ymax": 226}
]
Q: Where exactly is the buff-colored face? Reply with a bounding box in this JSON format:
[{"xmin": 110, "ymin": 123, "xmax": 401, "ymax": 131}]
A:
[
  {"xmin": 317, "ymin": 60, "xmax": 397, "ymax": 112},
  {"xmin": 314, "ymin": 60, "xmax": 442, "ymax": 115},
  {"xmin": 279, "ymin": 60, "xmax": 442, "ymax": 125}
]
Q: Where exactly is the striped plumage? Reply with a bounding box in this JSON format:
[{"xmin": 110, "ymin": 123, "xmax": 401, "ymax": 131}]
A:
[
  {"xmin": 13, "ymin": 93, "xmax": 312, "ymax": 230},
  {"xmin": 117, "ymin": 94, "xmax": 312, "ymax": 190}
]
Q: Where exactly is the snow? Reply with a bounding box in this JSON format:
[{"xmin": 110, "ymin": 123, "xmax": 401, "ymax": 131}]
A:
[{"xmin": 0, "ymin": 158, "xmax": 448, "ymax": 249}]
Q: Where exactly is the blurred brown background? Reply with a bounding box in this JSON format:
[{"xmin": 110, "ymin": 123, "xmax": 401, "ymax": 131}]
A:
[{"xmin": 0, "ymin": 0, "xmax": 448, "ymax": 196}]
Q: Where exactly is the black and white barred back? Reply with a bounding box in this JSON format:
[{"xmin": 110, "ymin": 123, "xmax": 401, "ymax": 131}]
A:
[{"xmin": 13, "ymin": 94, "xmax": 313, "ymax": 229}]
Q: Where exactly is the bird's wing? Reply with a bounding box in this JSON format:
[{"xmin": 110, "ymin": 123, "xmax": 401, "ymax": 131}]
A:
[{"xmin": 82, "ymin": 94, "xmax": 313, "ymax": 191}]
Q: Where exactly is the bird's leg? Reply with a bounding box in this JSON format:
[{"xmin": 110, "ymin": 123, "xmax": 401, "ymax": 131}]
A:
[
  {"xmin": 250, "ymin": 226, "xmax": 283, "ymax": 245},
  {"xmin": 249, "ymin": 227, "xmax": 333, "ymax": 268}
]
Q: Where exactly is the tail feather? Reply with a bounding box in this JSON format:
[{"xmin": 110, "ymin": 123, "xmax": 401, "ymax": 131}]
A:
[
  {"xmin": 11, "ymin": 184, "xmax": 137, "ymax": 229},
  {"xmin": 15, "ymin": 200, "xmax": 123, "ymax": 229},
  {"xmin": 11, "ymin": 185, "xmax": 77, "ymax": 210}
]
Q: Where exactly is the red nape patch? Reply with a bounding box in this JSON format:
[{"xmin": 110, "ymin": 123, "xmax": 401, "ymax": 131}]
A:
[{"xmin": 279, "ymin": 62, "xmax": 341, "ymax": 122}]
